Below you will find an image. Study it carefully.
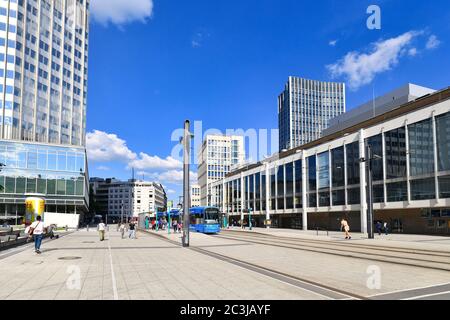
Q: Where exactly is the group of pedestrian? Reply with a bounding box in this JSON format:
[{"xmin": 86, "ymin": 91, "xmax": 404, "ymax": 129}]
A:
[
  {"xmin": 340, "ymin": 218, "xmax": 390, "ymax": 239},
  {"xmin": 376, "ymin": 221, "xmax": 389, "ymax": 236}
]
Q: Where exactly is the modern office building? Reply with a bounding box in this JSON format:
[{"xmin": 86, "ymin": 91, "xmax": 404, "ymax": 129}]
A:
[
  {"xmin": 90, "ymin": 178, "xmax": 167, "ymax": 223},
  {"xmin": 212, "ymin": 85, "xmax": 450, "ymax": 235},
  {"xmin": 190, "ymin": 184, "xmax": 201, "ymax": 207},
  {"xmin": 197, "ymin": 134, "xmax": 245, "ymax": 206},
  {"xmin": 0, "ymin": 0, "xmax": 90, "ymax": 223},
  {"xmin": 278, "ymin": 77, "xmax": 346, "ymax": 151}
]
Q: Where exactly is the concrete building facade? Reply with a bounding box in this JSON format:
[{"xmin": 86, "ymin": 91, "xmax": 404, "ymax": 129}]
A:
[
  {"xmin": 90, "ymin": 178, "xmax": 167, "ymax": 223},
  {"xmin": 197, "ymin": 134, "xmax": 245, "ymax": 206},
  {"xmin": 212, "ymin": 86, "xmax": 450, "ymax": 235}
]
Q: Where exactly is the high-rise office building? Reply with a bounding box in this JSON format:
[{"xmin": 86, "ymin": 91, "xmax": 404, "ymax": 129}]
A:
[
  {"xmin": 0, "ymin": 0, "xmax": 90, "ymax": 224},
  {"xmin": 197, "ymin": 135, "xmax": 245, "ymax": 206},
  {"xmin": 278, "ymin": 76, "xmax": 346, "ymax": 151}
]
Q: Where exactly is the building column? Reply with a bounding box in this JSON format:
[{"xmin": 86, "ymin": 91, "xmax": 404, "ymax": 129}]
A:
[
  {"xmin": 405, "ymin": 122, "xmax": 411, "ymax": 204},
  {"xmin": 265, "ymin": 163, "xmax": 270, "ymax": 227},
  {"xmin": 344, "ymin": 143, "xmax": 348, "ymax": 208},
  {"xmin": 382, "ymin": 128, "xmax": 387, "ymax": 204},
  {"xmin": 432, "ymin": 112, "xmax": 439, "ymax": 200},
  {"xmin": 359, "ymin": 129, "xmax": 368, "ymax": 235},
  {"xmin": 240, "ymin": 173, "xmax": 244, "ymax": 225},
  {"xmin": 302, "ymin": 151, "xmax": 308, "ymax": 231},
  {"xmin": 222, "ymin": 180, "xmax": 226, "ymax": 214}
]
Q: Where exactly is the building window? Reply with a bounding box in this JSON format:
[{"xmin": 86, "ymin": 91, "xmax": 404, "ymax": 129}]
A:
[
  {"xmin": 366, "ymin": 134, "xmax": 383, "ymax": 181},
  {"xmin": 294, "ymin": 160, "xmax": 302, "ymax": 208},
  {"xmin": 387, "ymin": 182, "xmax": 407, "ymax": 202},
  {"xmin": 385, "ymin": 127, "xmax": 407, "ymax": 179},
  {"xmin": 318, "ymin": 152, "xmax": 330, "ymax": 207},
  {"xmin": 276, "ymin": 166, "xmax": 284, "ymax": 210},
  {"xmin": 436, "ymin": 112, "xmax": 450, "ymax": 171},
  {"xmin": 409, "ymin": 118, "xmax": 434, "ymax": 176},
  {"xmin": 285, "ymin": 163, "xmax": 293, "ymax": 209},
  {"xmin": 346, "ymin": 141, "xmax": 360, "ymax": 186},
  {"xmin": 411, "ymin": 178, "xmax": 436, "ymax": 200}
]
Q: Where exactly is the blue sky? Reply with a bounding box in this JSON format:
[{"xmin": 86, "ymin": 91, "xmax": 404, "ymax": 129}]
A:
[{"xmin": 86, "ymin": 0, "xmax": 450, "ymax": 201}]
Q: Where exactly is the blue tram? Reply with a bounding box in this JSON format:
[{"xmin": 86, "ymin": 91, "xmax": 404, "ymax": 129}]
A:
[{"xmin": 189, "ymin": 207, "xmax": 221, "ymax": 234}]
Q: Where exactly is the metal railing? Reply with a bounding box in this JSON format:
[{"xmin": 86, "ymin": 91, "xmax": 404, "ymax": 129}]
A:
[{"xmin": 316, "ymin": 227, "xmax": 329, "ymax": 237}]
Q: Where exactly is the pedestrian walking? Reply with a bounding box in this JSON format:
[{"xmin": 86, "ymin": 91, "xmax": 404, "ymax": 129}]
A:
[
  {"xmin": 376, "ymin": 221, "xmax": 383, "ymax": 236},
  {"xmin": 145, "ymin": 217, "xmax": 149, "ymax": 230},
  {"xmin": 97, "ymin": 220, "xmax": 106, "ymax": 241},
  {"xmin": 384, "ymin": 221, "xmax": 389, "ymax": 235},
  {"xmin": 28, "ymin": 215, "xmax": 45, "ymax": 254},
  {"xmin": 128, "ymin": 220, "xmax": 136, "ymax": 239},
  {"xmin": 172, "ymin": 219, "xmax": 178, "ymax": 233},
  {"xmin": 340, "ymin": 218, "xmax": 352, "ymax": 240},
  {"xmin": 119, "ymin": 222, "xmax": 125, "ymax": 239}
]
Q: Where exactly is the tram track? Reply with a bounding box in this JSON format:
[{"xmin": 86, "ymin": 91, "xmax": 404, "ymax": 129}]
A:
[
  {"xmin": 221, "ymin": 229, "xmax": 450, "ymax": 257},
  {"xmin": 214, "ymin": 230, "xmax": 450, "ymax": 272},
  {"xmin": 139, "ymin": 230, "xmax": 366, "ymax": 300}
]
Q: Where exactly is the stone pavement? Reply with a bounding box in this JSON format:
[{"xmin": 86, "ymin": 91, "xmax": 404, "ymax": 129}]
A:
[
  {"xmin": 148, "ymin": 228, "xmax": 450, "ymax": 298},
  {"xmin": 223, "ymin": 227, "xmax": 450, "ymax": 251},
  {"xmin": 0, "ymin": 228, "xmax": 327, "ymax": 300}
]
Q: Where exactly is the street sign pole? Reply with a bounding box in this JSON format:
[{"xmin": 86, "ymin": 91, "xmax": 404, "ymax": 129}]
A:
[
  {"xmin": 168, "ymin": 205, "xmax": 171, "ymax": 235},
  {"xmin": 182, "ymin": 120, "xmax": 191, "ymax": 247},
  {"xmin": 367, "ymin": 145, "xmax": 375, "ymax": 240}
]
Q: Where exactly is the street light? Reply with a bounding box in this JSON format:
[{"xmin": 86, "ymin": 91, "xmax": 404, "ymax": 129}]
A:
[{"xmin": 359, "ymin": 144, "xmax": 382, "ymax": 239}]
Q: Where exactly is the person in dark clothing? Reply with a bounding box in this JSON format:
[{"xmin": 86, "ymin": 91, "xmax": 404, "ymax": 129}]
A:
[
  {"xmin": 376, "ymin": 221, "xmax": 383, "ymax": 236},
  {"xmin": 128, "ymin": 221, "xmax": 136, "ymax": 239}
]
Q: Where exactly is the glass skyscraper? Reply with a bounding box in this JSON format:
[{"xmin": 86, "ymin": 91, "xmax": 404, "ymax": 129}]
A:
[
  {"xmin": 278, "ymin": 77, "xmax": 346, "ymax": 151},
  {"xmin": 0, "ymin": 0, "xmax": 89, "ymax": 222}
]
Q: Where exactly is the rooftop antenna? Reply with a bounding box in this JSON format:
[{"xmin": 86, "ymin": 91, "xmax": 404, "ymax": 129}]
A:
[{"xmin": 132, "ymin": 167, "xmax": 135, "ymax": 182}]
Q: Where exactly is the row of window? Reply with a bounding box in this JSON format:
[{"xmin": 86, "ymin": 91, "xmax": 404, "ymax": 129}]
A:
[
  {"xmin": 215, "ymin": 112, "xmax": 450, "ymax": 211},
  {"xmin": 0, "ymin": 175, "xmax": 84, "ymax": 196}
]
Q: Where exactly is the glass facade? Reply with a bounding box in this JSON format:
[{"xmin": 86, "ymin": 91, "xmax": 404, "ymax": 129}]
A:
[
  {"xmin": 294, "ymin": 160, "xmax": 302, "ymax": 208},
  {"xmin": 285, "ymin": 163, "xmax": 293, "ymax": 209},
  {"xmin": 211, "ymin": 107, "xmax": 450, "ymax": 221},
  {"xmin": 0, "ymin": 140, "xmax": 86, "ymax": 197}
]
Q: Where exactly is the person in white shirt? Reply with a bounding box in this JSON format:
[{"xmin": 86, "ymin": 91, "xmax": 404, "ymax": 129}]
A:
[
  {"xmin": 29, "ymin": 215, "xmax": 45, "ymax": 254},
  {"xmin": 97, "ymin": 220, "xmax": 106, "ymax": 241}
]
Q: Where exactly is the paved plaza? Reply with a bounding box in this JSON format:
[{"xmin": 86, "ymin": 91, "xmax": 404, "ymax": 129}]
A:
[{"xmin": 1, "ymin": 227, "xmax": 450, "ymax": 300}]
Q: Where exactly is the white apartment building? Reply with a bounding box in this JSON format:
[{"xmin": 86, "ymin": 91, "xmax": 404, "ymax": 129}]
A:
[
  {"xmin": 190, "ymin": 184, "xmax": 201, "ymax": 207},
  {"xmin": 92, "ymin": 179, "xmax": 167, "ymax": 222},
  {"xmin": 197, "ymin": 134, "xmax": 245, "ymax": 206}
]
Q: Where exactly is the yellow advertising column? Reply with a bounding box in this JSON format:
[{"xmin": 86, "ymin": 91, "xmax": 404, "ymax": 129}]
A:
[{"xmin": 25, "ymin": 197, "xmax": 45, "ymax": 226}]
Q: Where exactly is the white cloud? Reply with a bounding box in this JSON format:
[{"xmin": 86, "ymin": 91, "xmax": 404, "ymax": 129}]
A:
[
  {"xmin": 327, "ymin": 31, "xmax": 421, "ymax": 90},
  {"xmin": 90, "ymin": 0, "xmax": 154, "ymax": 26},
  {"xmin": 129, "ymin": 153, "xmax": 182, "ymax": 171},
  {"xmin": 96, "ymin": 165, "xmax": 110, "ymax": 171},
  {"xmin": 167, "ymin": 189, "xmax": 176, "ymax": 194},
  {"xmin": 87, "ymin": 130, "xmax": 136, "ymax": 163},
  {"xmin": 87, "ymin": 130, "xmax": 182, "ymax": 172},
  {"xmin": 408, "ymin": 47, "xmax": 418, "ymax": 57},
  {"xmin": 426, "ymin": 35, "xmax": 441, "ymax": 50},
  {"xmin": 156, "ymin": 170, "xmax": 197, "ymax": 185},
  {"xmin": 329, "ymin": 40, "xmax": 338, "ymax": 47}
]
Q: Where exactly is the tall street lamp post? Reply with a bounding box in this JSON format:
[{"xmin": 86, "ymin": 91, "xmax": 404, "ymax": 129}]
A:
[{"xmin": 360, "ymin": 145, "xmax": 382, "ymax": 239}]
